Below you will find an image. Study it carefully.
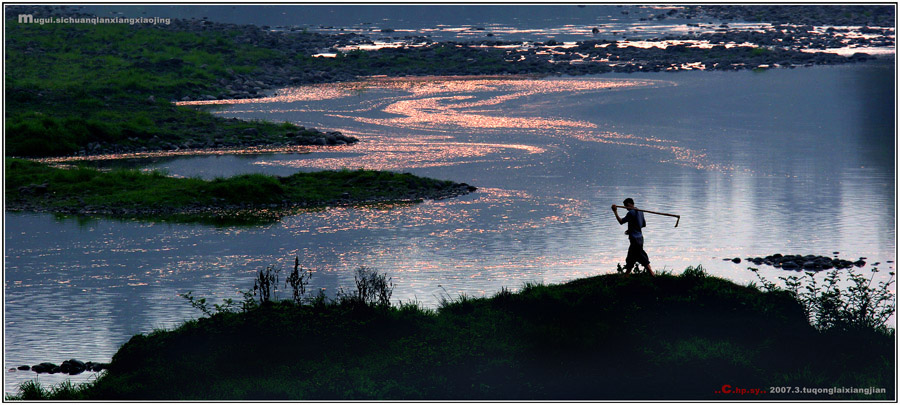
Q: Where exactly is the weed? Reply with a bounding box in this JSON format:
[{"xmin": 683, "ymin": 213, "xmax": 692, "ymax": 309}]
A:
[
  {"xmin": 285, "ymin": 256, "xmax": 313, "ymax": 305},
  {"xmin": 339, "ymin": 267, "xmax": 394, "ymax": 307},
  {"xmin": 180, "ymin": 291, "xmax": 245, "ymax": 316},
  {"xmin": 681, "ymin": 265, "xmax": 707, "ymax": 278},
  {"xmin": 252, "ymin": 265, "xmax": 280, "ymax": 305},
  {"xmin": 50, "ymin": 380, "xmax": 83, "ymax": 400},
  {"xmin": 181, "ymin": 291, "xmax": 214, "ymax": 317},
  {"xmin": 435, "ymin": 284, "xmax": 454, "ymax": 308},
  {"xmin": 6, "ymin": 378, "xmax": 97, "ymax": 400},
  {"xmin": 11, "ymin": 380, "xmax": 49, "ymax": 400}
]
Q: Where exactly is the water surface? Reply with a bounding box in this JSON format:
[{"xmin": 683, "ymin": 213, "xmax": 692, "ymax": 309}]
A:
[{"xmin": 5, "ymin": 64, "xmax": 895, "ymax": 393}]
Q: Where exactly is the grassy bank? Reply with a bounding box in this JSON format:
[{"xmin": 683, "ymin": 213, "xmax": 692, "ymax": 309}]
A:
[
  {"xmin": 9, "ymin": 266, "xmax": 893, "ymax": 400},
  {"xmin": 5, "ymin": 18, "xmax": 352, "ymax": 157},
  {"xmin": 6, "ymin": 159, "xmax": 475, "ymax": 224}
]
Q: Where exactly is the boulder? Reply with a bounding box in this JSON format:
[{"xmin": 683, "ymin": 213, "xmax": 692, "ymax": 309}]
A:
[
  {"xmin": 781, "ymin": 261, "xmax": 800, "ymax": 270},
  {"xmin": 31, "ymin": 362, "xmax": 57, "ymax": 373},
  {"xmin": 63, "ymin": 359, "xmax": 86, "ymax": 375}
]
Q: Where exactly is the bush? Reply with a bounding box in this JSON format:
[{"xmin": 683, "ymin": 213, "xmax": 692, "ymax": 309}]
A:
[
  {"xmin": 751, "ymin": 266, "xmax": 896, "ymax": 332},
  {"xmin": 339, "ymin": 267, "xmax": 394, "ymax": 307}
]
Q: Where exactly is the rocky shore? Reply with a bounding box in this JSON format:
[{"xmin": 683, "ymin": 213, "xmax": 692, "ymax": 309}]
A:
[
  {"xmin": 161, "ymin": 8, "xmax": 892, "ymax": 102},
  {"xmin": 10, "ymin": 359, "xmax": 109, "ymax": 376},
  {"xmin": 8, "ymin": 5, "xmax": 892, "ymax": 106},
  {"xmin": 673, "ymin": 5, "xmax": 895, "ymax": 27},
  {"xmin": 725, "ymin": 253, "xmax": 892, "ymax": 272}
]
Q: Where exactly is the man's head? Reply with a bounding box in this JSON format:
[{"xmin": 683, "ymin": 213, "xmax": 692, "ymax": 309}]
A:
[{"xmin": 623, "ymin": 198, "xmax": 635, "ymax": 208}]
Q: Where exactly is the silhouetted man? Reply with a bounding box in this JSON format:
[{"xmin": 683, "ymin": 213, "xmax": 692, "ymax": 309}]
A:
[{"xmin": 612, "ymin": 198, "xmax": 653, "ymax": 275}]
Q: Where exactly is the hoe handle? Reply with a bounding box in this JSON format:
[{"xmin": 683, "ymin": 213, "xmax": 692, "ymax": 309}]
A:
[{"xmin": 613, "ymin": 205, "xmax": 681, "ymax": 228}]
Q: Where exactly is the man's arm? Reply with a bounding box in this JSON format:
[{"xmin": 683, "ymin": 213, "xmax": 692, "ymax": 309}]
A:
[{"xmin": 611, "ymin": 205, "xmax": 627, "ymax": 225}]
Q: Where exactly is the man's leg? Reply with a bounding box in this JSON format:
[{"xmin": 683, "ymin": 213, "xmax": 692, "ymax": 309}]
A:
[
  {"xmin": 630, "ymin": 235, "xmax": 653, "ymax": 275},
  {"xmin": 625, "ymin": 236, "xmax": 641, "ymax": 274}
]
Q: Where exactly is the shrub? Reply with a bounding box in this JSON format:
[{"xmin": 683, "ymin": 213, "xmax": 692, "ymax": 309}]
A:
[
  {"xmin": 339, "ymin": 267, "xmax": 394, "ymax": 307},
  {"xmin": 751, "ymin": 267, "xmax": 896, "ymax": 332}
]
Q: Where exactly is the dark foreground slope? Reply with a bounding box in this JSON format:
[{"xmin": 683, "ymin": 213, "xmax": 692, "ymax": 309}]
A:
[{"xmin": 25, "ymin": 268, "xmax": 893, "ymax": 400}]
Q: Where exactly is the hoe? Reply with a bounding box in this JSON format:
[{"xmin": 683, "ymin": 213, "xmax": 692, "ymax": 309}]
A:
[{"xmin": 612, "ymin": 205, "xmax": 681, "ymax": 228}]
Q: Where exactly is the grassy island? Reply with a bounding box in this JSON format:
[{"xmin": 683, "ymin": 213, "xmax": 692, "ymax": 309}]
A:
[
  {"xmin": 8, "ymin": 266, "xmax": 893, "ymax": 400},
  {"xmin": 6, "ymin": 159, "xmax": 476, "ymax": 224}
]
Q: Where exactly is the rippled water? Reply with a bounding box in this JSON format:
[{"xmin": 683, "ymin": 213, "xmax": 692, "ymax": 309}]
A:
[{"xmin": 5, "ymin": 64, "xmax": 895, "ymax": 393}]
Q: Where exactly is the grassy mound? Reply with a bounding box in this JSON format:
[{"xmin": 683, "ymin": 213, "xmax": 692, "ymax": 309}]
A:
[{"xmin": 15, "ymin": 268, "xmax": 892, "ymax": 400}]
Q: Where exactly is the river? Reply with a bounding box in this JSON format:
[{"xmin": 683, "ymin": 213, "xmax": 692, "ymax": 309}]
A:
[{"xmin": 4, "ymin": 64, "xmax": 895, "ymax": 393}]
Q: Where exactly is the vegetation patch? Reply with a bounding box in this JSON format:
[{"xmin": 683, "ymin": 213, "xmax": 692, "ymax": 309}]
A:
[
  {"xmin": 5, "ymin": 158, "xmax": 476, "ymax": 224},
  {"xmin": 4, "ymin": 16, "xmax": 355, "ymax": 158}
]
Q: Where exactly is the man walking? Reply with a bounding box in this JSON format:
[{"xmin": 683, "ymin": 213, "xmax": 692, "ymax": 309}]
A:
[{"xmin": 612, "ymin": 198, "xmax": 653, "ymax": 275}]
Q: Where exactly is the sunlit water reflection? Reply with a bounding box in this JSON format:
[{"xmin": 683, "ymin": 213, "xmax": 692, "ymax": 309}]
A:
[{"xmin": 5, "ymin": 65, "xmax": 895, "ymax": 393}]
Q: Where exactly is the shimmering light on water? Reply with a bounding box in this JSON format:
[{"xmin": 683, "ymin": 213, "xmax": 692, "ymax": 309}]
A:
[
  {"xmin": 6, "ymin": 67, "xmax": 895, "ymax": 394},
  {"xmin": 185, "ymin": 76, "xmax": 735, "ymax": 173}
]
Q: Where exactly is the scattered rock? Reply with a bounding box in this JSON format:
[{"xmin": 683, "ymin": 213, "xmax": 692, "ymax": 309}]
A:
[
  {"xmin": 30, "ymin": 363, "xmax": 56, "ymax": 373},
  {"xmin": 28, "ymin": 359, "xmax": 107, "ymax": 374},
  {"xmin": 736, "ymin": 253, "xmax": 875, "ymax": 272},
  {"xmin": 781, "ymin": 261, "xmax": 800, "ymax": 270}
]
